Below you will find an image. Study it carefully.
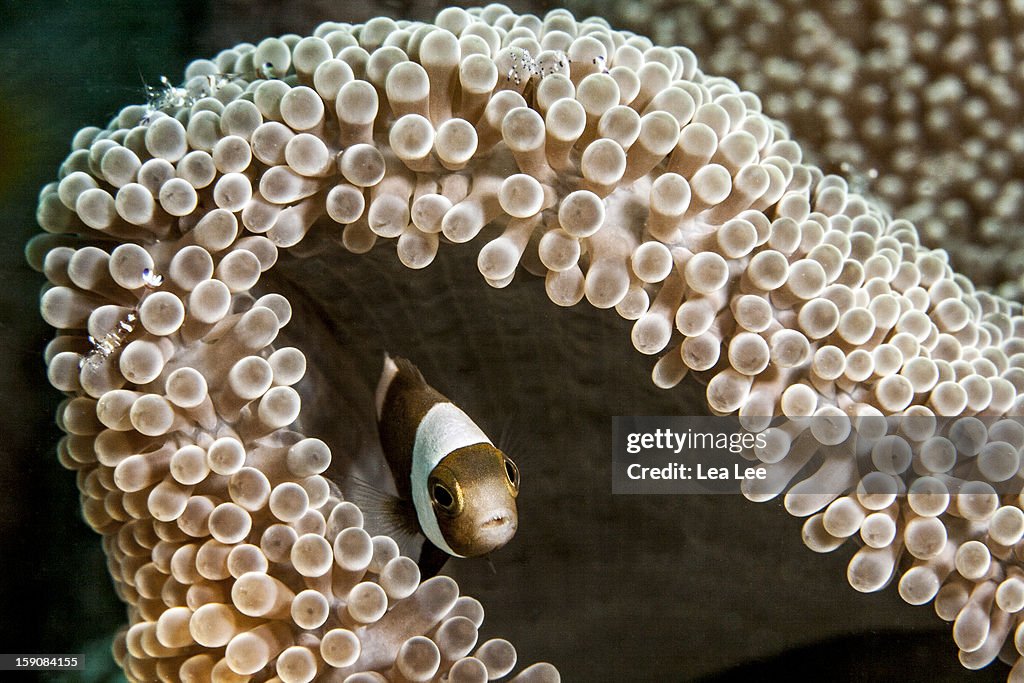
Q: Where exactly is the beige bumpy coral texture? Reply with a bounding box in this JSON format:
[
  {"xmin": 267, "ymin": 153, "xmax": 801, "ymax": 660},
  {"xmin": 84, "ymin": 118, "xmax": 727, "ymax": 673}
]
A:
[
  {"xmin": 566, "ymin": 0, "xmax": 1024, "ymax": 296},
  {"xmin": 25, "ymin": 3, "xmax": 1024, "ymax": 680}
]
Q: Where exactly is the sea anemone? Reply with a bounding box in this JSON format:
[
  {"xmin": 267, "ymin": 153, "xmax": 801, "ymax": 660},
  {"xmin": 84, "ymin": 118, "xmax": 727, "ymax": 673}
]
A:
[
  {"xmin": 25, "ymin": 3, "xmax": 1024, "ymax": 681},
  {"xmin": 568, "ymin": 0, "xmax": 1024, "ymax": 298}
]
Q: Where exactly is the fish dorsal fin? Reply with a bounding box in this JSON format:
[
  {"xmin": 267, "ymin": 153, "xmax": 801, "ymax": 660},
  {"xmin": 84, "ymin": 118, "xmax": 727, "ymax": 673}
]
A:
[
  {"xmin": 375, "ymin": 354, "xmax": 429, "ymax": 419},
  {"xmin": 374, "ymin": 353, "xmax": 400, "ymax": 419},
  {"xmin": 390, "ymin": 355, "xmax": 427, "ymax": 386}
]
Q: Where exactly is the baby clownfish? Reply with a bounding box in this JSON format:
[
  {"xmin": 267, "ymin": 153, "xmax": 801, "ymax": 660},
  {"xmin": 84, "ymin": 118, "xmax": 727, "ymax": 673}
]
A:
[{"xmin": 371, "ymin": 354, "xmax": 520, "ymax": 577}]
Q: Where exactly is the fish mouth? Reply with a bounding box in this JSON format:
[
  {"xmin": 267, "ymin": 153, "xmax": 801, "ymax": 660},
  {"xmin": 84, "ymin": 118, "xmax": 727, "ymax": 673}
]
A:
[
  {"xmin": 468, "ymin": 511, "xmax": 518, "ymax": 556},
  {"xmin": 480, "ymin": 512, "xmax": 512, "ymax": 530}
]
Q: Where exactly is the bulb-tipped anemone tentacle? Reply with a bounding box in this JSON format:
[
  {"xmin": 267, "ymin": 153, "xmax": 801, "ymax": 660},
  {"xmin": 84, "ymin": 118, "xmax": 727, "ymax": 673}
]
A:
[
  {"xmin": 27, "ymin": 4, "xmax": 1024, "ymax": 681},
  {"xmin": 591, "ymin": 0, "xmax": 1024, "ymax": 299}
]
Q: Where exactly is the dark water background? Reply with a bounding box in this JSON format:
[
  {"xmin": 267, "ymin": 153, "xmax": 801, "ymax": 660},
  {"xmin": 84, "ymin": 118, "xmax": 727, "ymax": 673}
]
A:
[{"xmin": 0, "ymin": 1, "xmax": 1010, "ymax": 681}]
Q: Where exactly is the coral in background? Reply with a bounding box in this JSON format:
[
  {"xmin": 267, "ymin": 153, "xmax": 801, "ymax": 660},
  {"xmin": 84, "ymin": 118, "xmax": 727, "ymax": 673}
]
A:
[
  {"xmin": 565, "ymin": 0, "xmax": 1024, "ymax": 296},
  {"xmin": 26, "ymin": 3, "xmax": 1024, "ymax": 680}
]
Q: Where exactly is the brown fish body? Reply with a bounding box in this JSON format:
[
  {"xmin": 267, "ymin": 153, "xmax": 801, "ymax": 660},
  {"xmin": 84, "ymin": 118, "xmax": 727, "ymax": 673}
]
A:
[{"xmin": 375, "ymin": 355, "xmax": 519, "ymax": 560}]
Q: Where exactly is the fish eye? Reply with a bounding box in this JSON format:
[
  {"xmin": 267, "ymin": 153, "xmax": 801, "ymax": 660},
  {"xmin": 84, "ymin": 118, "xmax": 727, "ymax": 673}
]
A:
[
  {"xmin": 431, "ymin": 482, "xmax": 456, "ymax": 512},
  {"xmin": 504, "ymin": 456, "xmax": 520, "ymax": 492}
]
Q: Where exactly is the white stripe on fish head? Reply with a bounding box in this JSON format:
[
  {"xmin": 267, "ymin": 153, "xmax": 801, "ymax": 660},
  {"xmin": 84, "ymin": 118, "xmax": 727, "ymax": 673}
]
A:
[{"xmin": 411, "ymin": 401, "xmax": 493, "ymax": 557}]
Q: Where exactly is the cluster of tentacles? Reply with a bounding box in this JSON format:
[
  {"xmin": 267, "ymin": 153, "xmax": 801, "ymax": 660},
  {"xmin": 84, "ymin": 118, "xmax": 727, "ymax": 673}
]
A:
[{"xmin": 27, "ymin": 4, "xmax": 1024, "ymax": 680}]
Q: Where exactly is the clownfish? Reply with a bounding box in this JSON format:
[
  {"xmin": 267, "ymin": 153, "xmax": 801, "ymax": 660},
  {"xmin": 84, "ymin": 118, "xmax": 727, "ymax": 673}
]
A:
[{"xmin": 366, "ymin": 354, "xmax": 520, "ymax": 577}]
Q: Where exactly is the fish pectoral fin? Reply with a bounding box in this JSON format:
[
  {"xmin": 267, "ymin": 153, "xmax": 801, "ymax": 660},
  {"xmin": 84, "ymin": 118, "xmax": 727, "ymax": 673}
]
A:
[
  {"xmin": 341, "ymin": 474, "xmax": 420, "ymax": 541},
  {"xmin": 417, "ymin": 540, "xmax": 450, "ymax": 580}
]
